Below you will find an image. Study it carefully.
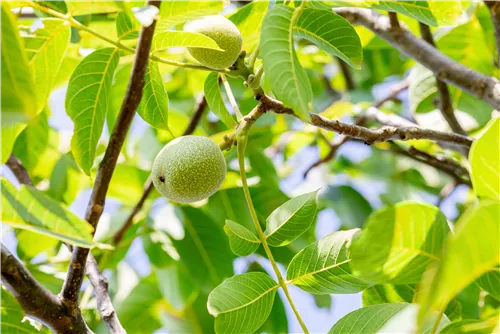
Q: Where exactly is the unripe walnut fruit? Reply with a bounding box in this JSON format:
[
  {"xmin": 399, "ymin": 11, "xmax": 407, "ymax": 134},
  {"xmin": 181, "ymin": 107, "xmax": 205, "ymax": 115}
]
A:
[
  {"xmin": 152, "ymin": 136, "xmax": 226, "ymax": 204},
  {"xmin": 186, "ymin": 15, "xmax": 242, "ymax": 70}
]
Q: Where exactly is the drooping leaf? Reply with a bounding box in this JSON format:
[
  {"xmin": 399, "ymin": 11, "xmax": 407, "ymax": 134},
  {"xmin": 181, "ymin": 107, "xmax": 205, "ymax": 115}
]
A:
[
  {"xmin": 207, "ymin": 272, "xmax": 278, "ymax": 334},
  {"xmin": 329, "ymin": 303, "xmax": 450, "ymax": 334},
  {"xmin": 48, "ymin": 153, "xmax": 88, "ymax": 205},
  {"xmin": 152, "ymin": 31, "xmax": 222, "ymax": 52},
  {"xmin": 137, "ymin": 60, "xmax": 169, "ymax": 130},
  {"xmin": 0, "ymin": 178, "xmax": 94, "ymax": 248},
  {"xmin": 476, "ymin": 270, "xmax": 500, "ymax": 301},
  {"xmin": 260, "ymin": 5, "xmax": 312, "ymax": 121},
  {"xmin": 116, "ymin": 11, "xmax": 139, "ymax": 40},
  {"xmin": 350, "ymin": 201, "xmax": 450, "ymax": 284},
  {"xmin": 224, "ymin": 219, "xmax": 261, "ymax": 256},
  {"xmin": 286, "ymin": 229, "xmax": 373, "ymax": 294},
  {"xmin": 174, "ymin": 207, "xmax": 234, "ymax": 291},
  {"xmin": 13, "ymin": 110, "xmax": 50, "ymax": 172},
  {"xmin": 264, "ymin": 189, "xmax": 318, "ymax": 247},
  {"xmin": 294, "ymin": 9, "xmax": 362, "ymax": 68},
  {"xmin": 16, "ymin": 229, "xmax": 59, "ymax": 259},
  {"xmin": 157, "ymin": 264, "xmax": 198, "ymax": 312},
  {"xmin": 204, "ymin": 71, "xmax": 237, "ymax": 129},
  {"xmin": 65, "ymin": 48, "xmax": 120, "ymax": 174},
  {"xmin": 23, "ymin": 18, "xmax": 70, "ymax": 112},
  {"xmin": 420, "ymin": 201, "xmax": 500, "ymax": 318},
  {"xmin": 229, "ymin": 1, "xmax": 269, "ymax": 52},
  {"xmin": 1, "ymin": 3, "xmax": 37, "ymax": 126},
  {"xmin": 469, "ymin": 117, "xmax": 500, "ymax": 200},
  {"xmin": 158, "ymin": 1, "xmax": 224, "ymax": 29}
]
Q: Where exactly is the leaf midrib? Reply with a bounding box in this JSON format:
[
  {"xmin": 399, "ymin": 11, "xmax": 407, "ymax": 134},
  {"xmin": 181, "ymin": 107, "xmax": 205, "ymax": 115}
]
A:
[{"xmin": 215, "ymin": 284, "xmax": 279, "ymax": 315}]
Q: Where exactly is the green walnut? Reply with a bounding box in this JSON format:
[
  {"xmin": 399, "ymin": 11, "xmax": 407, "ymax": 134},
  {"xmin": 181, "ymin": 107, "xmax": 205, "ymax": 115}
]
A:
[
  {"xmin": 186, "ymin": 15, "xmax": 242, "ymax": 70},
  {"xmin": 152, "ymin": 136, "xmax": 226, "ymax": 204}
]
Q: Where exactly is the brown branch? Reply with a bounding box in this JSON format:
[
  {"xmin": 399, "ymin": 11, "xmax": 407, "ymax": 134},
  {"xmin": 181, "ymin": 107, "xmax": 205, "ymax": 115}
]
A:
[
  {"xmin": 303, "ymin": 80, "xmax": 409, "ymax": 177},
  {"xmin": 337, "ymin": 57, "xmax": 355, "ymax": 91},
  {"xmin": 6, "ymin": 156, "xmax": 125, "ymax": 333},
  {"xmin": 334, "ymin": 8, "xmax": 500, "ymax": 109},
  {"xmin": 6, "ymin": 155, "xmax": 33, "ymax": 186},
  {"xmin": 61, "ymin": 0, "xmax": 161, "ymax": 305},
  {"xmin": 418, "ymin": 23, "xmax": 467, "ymax": 136},
  {"xmin": 484, "ymin": 1, "xmax": 500, "ymax": 66},
  {"xmin": 389, "ymin": 144, "xmax": 471, "ymax": 187},
  {"xmin": 85, "ymin": 256, "xmax": 125, "ymax": 334},
  {"xmin": 1, "ymin": 244, "xmax": 90, "ymax": 333},
  {"xmin": 388, "ymin": 12, "xmax": 401, "ymax": 29}
]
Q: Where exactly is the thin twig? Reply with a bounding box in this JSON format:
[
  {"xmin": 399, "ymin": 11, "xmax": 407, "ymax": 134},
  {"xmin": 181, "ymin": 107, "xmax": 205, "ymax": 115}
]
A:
[
  {"xmin": 61, "ymin": 0, "xmax": 162, "ymax": 304},
  {"xmin": 484, "ymin": 1, "xmax": 500, "ymax": 66},
  {"xmin": 388, "ymin": 12, "xmax": 401, "ymax": 29},
  {"xmin": 6, "ymin": 155, "xmax": 33, "ymax": 186},
  {"xmin": 334, "ymin": 8, "xmax": 500, "ymax": 109},
  {"xmin": 182, "ymin": 95, "xmax": 207, "ymax": 136},
  {"xmin": 418, "ymin": 23, "xmax": 467, "ymax": 137},
  {"xmin": 337, "ymin": 57, "xmax": 355, "ymax": 91},
  {"xmin": 221, "ymin": 73, "xmax": 243, "ymax": 120},
  {"xmin": 389, "ymin": 143, "xmax": 471, "ymax": 187}
]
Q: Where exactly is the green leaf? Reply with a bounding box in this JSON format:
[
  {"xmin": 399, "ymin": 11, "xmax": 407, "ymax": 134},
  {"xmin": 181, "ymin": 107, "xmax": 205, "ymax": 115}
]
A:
[
  {"xmin": 116, "ymin": 11, "xmax": 139, "ymax": 40},
  {"xmin": 1, "ymin": 124, "xmax": 26, "ymax": 164},
  {"xmin": 260, "ymin": 5, "xmax": 312, "ymax": 121},
  {"xmin": 322, "ymin": 185, "xmax": 373, "ymax": 229},
  {"xmin": 476, "ymin": 270, "xmax": 500, "ymax": 301},
  {"xmin": 137, "ymin": 61, "xmax": 169, "ymax": 130},
  {"xmin": 1, "ymin": 178, "xmax": 94, "ymax": 248},
  {"xmin": 16, "ymin": 229, "xmax": 59, "ymax": 259},
  {"xmin": 13, "ymin": 110, "xmax": 49, "ymax": 172},
  {"xmin": 36, "ymin": 1, "xmax": 67, "ymax": 13},
  {"xmin": 329, "ymin": 303, "xmax": 450, "ymax": 334},
  {"xmin": 157, "ymin": 264, "xmax": 198, "ymax": 312},
  {"xmin": 440, "ymin": 319, "xmax": 498, "ymax": 334},
  {"xmin": 469, "ymin": 118, "xmax": 500, "ymax": 200},
  {"xmin": 421, "ymin": 201, "xmax": 500, "ymax": 315},
  {"xmin": 142, "ymin": 230, "xmax": 175, "ymax": 268},
  {"xmin": 23, "ymin": 18, "xmax": 70, "ymax": 112},
  {"xmin": 224, "ymin": 220, "xmax": 261, "ymax": 256},
  {"xmin": 105, "ymin": 164, "xmax": 150, "ymax": 204},
  {"xmin": 204, "ymin": 71, "xmax": 238, "ymax": 129},
  {"xmin": 158, "ymin": 1, "xmax": 224, "ymax": 29},
  {"xmin": 66, "ymin": 1, "xmax": 121, "ymax": 15},
  {"xmin": 152, "ymin": 31, "xmax": 222, "ymax": 52},
  {"xmin": 108, "ymin": 62, "xmax": 132, "ymax": 132},
  {"xmin": 228, "ymin": 1, "xmax": 269, "ymax": 52},
  {"xmin": 286, "ymin": 229, "xmax": 373, "ymax": 294},
  {"xmin": 1, "ymin": 3, "xmax": 37, "ymax": 126},
  {"xmin": 161, "ymin": 292, "xmax": 214, "ymax": 333},
  {"xmin": 350, "ymin": 201, "xmax": 450, "ymax": 284},
  {"xmin": 174, "ymin": 207, "xmax": 234, "ymax": 291},
  {"xmin": 48, "ymin": 153, "xmax": 88, "ymax": 205},
  {"xmin": 294, "ymin": 9, "xmax": 362, "ymax": 68},
  {"xmin": 1, "ymin": 291, "xmax": 41, "ymax": 333},
  {"xmin": 207, "ymin": 272, "xmax": 278, "ymax": 334},
  {"xmin": 264, "ymin": 189, "xmax": 318, "ymax": 247},
  {"xmin": 65, "ymin": 48, "xmax": 120, "ymax": 174}
]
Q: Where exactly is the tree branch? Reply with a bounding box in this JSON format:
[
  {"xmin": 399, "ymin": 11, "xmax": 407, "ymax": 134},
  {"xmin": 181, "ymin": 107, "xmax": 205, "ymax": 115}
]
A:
[
  {"xmin": 182, "ymin": 95, "xmax": 207, "ymax": 136},
  {"xmin": 61, "ymin": 0, "xmax": 161, "ymax": 305},
  {"xmin": 484, "ymin": 1, "xmax": 500, "ymax": 66},
  {"xmin": 6, "ymin": 155, "xmax": 33, "ymax": 186},
  {"xmin": 258, "ymin": 93, "xmax": 473, "ymax": 148},
  {"xmin": 334, "ymin": 8, "xmax": 500, "ymax": 109},
  {"xmin": 337, "ymin": 57, "xmax": 356, "ymax": 91},
  {"xmin": 1, "ymin": 244, "xmax": 90, "ymax": 333},
  {"xmin": 389, "ymin": 144, "xmax": 471, "ymax": 187},
  {"xmin": 6, "ymin": 155, "xmax": 124, "ymax": 333},
  {"xmin": 418, "ymin": 23, "xmax": 467, "ymax": 136}
]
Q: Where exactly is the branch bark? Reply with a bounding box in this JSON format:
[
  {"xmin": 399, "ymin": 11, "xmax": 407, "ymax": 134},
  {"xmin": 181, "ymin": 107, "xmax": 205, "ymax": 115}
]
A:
[
  {"xmin": 258, "ymin": 93, "xmax": 473, "ymax": 148},
  {"xmin": 484, "ymin": 1, "xmax": 500, "ymax": 66},
  {"xmin": 6, "ymin": 155, "xmax": 33, "ymax": 186},
  {"xmin": 61, "ymin": 0, "xmax": 161, "ymax": 305},
  {"xmin": 334, "ymin": 8, "xmax": 500, "ymax": 110},
  {"xmin": 1, "ymin": 244, "xmax": 90, "ymax": 333},
  {"xmin": 418, "ymin": 23, "xmax": 467, "ymax": 136}
]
